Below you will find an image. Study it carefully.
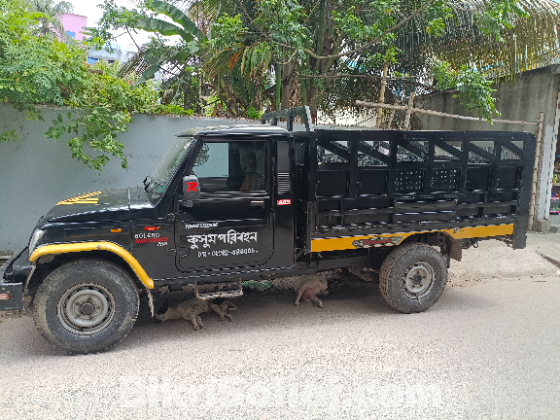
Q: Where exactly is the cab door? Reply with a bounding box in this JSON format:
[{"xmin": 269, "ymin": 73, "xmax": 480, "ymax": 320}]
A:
[{"xmin": 174, "ymin": 139, "xmax": 274, "ymax": 271}]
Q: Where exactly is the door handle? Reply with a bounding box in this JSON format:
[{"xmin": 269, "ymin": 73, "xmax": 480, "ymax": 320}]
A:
[{"xmin": 250, "ymin": 200, "xmax": 265, "ymax": 208}]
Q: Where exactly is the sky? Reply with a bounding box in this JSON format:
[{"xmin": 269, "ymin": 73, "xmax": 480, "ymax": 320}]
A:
[{"xmin": 66, "ymin": 0, "xmax": 153, "ymax": 47}]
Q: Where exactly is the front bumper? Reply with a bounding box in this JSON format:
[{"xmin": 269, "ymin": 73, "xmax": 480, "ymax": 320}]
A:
[{"xmin": 0, "ymin": 247, "xmax": 31, "ymax": 311}]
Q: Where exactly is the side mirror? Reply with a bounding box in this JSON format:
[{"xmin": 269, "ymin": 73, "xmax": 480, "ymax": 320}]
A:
[{"xmin": 182, "ymin": 175, "xmax": 201, "ymax": 200}]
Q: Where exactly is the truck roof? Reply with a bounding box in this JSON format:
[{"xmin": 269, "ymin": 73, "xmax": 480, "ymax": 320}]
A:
[{"xmin": 177, "ymin": 125, "xmax": 291, "ymax": 138}]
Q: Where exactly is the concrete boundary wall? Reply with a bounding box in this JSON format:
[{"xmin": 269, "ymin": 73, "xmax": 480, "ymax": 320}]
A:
[{"xmin": 0, "ymin": 104, "xmax": 259, "ymax": 251}]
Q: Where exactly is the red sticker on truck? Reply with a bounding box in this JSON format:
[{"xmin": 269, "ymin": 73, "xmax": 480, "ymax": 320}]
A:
[
  {"xmin": 186, "ymin": 181, "xmax": 198, "ymax": 192},
  {"xmin": 134, "ymin": 232, "xmax": 169, "ymax": 246},
  {"xmin": 351, "ymin": 236, "xmax": 403, "ymax": 248},
  {"xmin": 277, "ymin": 199, "xmax": 291, "ymax": 205},
  {"xmin": 135, "ymin": 237, "xmax": 169, "ymax": 244}
]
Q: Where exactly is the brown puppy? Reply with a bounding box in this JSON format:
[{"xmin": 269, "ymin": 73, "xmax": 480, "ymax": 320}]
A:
[
  {"xmin": 155, "ymin": 298, "xmax": 237, "ymax": 330},
  {"xmin": 293, "ymin": 275, "xmax": 329, "ymax": 308}
]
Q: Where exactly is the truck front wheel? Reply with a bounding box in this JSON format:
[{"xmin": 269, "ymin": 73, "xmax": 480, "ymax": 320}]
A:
[
  {"xmin": 33, "ymin": 259, "xmax": 140, "ymax": 354},
  {"xmin": 379, "ymin": 243, "xmax": 448, "ymax": 313}
]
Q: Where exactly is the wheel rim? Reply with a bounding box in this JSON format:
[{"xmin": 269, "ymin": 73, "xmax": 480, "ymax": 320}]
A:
[
  {"xmin": 402, "ymin": 261, "xmax": 435, "ymax": 298},
  {"xmin": 57, "ymin": 283, "xmax": 116, "ymax": 335}
]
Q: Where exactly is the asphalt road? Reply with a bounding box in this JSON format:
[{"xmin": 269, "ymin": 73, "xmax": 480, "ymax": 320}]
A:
[{"xmin": 1, "ymin": 236, "xmax": 560, "ymax": 420}]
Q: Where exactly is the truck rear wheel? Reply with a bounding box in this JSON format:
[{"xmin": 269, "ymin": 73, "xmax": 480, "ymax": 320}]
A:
[
  {"xmin": 379, "ymin": 243, "xmax": 447, "ymax": 313},
  {"xmin": 33, "ymin": 259, "xmax": 139, "ymax": 354}
]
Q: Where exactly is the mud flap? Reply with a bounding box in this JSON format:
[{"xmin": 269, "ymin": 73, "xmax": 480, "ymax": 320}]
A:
[{"xmin": 446, "ymin": 235, "xmax": 462, "ymax": 262}]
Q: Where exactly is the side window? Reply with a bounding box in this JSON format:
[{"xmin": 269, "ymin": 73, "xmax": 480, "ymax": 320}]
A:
[{"xmin": 192, "ymin": 141, "xmax": 267, "ymax": 194}]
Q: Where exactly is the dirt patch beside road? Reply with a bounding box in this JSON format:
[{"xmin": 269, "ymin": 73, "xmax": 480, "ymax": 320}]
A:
[{"xmin": 449, "ymin": 234, "xmax": 558, "ymax": 281}]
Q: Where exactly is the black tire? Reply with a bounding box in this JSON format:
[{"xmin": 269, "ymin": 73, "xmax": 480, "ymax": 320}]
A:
[
  {"xmin": 379, "ymin": 243, "xmax": 447, "ymax": 313},
  {"xmin": 33, "ymin": 259, "xmax": 140, "ymax": 354}
]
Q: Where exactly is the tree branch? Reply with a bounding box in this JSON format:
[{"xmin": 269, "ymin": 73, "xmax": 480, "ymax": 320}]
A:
[
  {"xmin": 442, "ymin": 1, "xmax": 485, "ymax": 12},
  {"xmin": 294, "ymin": 73, "xmax": 450, "ymax": 92},
  {"xmin": 296, "ymin": 73, "xmax": 419, "ymax": 80},
  {"xmin": 303, "ymin": 0, "xmax": 440, "ymax": 60},
  {"xmin": 236, "ymin": 0, "xmax": 267, "ymax": 34},
  {"xmin": 126, "ymin": 28, "xmax": 141, "ymax": 51},
  {"xmin": 304, "ymin": 0, "xmax": 322, "ymax": 25},
  {"xmin": 273, "ymin": 50, "xmax": 298, "ymax": 66}
]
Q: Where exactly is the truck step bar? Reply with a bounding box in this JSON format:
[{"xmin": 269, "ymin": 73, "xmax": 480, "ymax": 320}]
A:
[{"xmin": 194, "ymin": 279, "xmax": 243, "ymax": 300}]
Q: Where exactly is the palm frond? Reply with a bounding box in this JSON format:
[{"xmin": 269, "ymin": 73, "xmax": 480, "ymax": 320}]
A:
[
  {"xmin": 117, "ymin": 48, "xmax": 152, "ymax": 77},
  {"xmin": 395, "ymin": 0, "xmax": 560, "ymax": 79}
]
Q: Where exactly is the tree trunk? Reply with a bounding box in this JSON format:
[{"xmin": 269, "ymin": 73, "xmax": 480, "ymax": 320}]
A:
[
  {"xmin": 254, "ymin": 69, "xmax": 263, "ymax": 111},
  {"xmin": 376, "ymin": 63, "xmax": 388, "ymax": 127},
  {"xmin": 281, "ymin": 77, "xmax": 292, "ymax": 111},
  {"xmin": 310, "ymin": 103, "xmax": 318, "ymax": 124},
  {"xmin": 182, "ymin": 83, "xmax": 190, "ymax": 111},
  {"xmin": 275, "ymin": 64, "xmax": 281, "ymax": 111},
  {"xmin": 281, "ymin": 62, "xmax": 295, "ymax": 111},
  {"xmin": 308, "ymin": 85, "xmax": 318, "ymax": 124}
]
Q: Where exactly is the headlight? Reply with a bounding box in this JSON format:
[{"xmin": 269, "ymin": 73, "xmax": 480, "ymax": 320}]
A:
[{"xmin": 29, "ymin": 229, "xmax": 45, "ymax": 254}]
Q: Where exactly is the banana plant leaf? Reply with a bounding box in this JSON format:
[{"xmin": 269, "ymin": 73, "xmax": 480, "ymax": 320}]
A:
[{"xmin": 149, "ymin": 1, "xmax": 207, "ymax": 40}]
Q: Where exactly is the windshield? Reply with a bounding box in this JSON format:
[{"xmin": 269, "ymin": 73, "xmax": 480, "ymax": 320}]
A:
[{"xmin": 145, "ymin": 136, "xmax": 194, "ymax": 203}]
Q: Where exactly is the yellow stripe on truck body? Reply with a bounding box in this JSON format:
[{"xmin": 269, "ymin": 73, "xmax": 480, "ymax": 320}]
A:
[
  {"xmin": 29, "ymin": 242, "xmax": 154, "ymax": 289},
  {"xmin": 310, "ymin": 224, "xmax": 514, "ymax": 253},
  {"xmin": 56, "ymin": 191, "xmax": 101, "ymax": 205}
]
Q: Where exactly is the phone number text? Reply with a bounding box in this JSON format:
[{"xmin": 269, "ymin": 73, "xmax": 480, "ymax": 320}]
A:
[{"xmin": 198, "ymin": 248, "xmax": 258, "ymax": 258}]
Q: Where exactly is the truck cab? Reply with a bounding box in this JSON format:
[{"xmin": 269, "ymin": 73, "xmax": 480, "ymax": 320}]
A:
[{"xmin": 164, "ymin": 126, "xmax": 296, "ymax": 277}]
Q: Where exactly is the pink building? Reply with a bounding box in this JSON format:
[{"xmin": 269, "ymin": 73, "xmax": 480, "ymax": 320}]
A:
[
  {"xmin": 59, "ymin": 12, "xmax": 138, "ymax": 65},
  {"xmin": 59, "ymin": 13, "xmax": 87, "ymax": 41}
]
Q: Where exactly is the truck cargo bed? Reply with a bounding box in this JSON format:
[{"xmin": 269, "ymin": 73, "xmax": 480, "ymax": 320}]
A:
[{"xmin": 293, "ymin": 130, "xmax": 536, "ymax": 251}]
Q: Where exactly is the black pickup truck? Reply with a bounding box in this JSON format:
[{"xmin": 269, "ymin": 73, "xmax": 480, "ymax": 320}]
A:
[{"xmin": 0, "ymin": 107, "xmax": 535, "ymax": 353}]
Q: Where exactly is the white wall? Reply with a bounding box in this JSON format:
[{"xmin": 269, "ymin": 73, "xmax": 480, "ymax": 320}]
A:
[{"xmin": 0, "ymin": 105, "xmax": 256, "ymax": 252}]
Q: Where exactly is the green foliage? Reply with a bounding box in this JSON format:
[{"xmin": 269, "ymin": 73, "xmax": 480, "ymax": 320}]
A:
[
  {"xmin": 247, "ymin": 106, "xmax": 263, "ymax": 120},
  {"xmin": 84, "ymin": 0, "xmax": 149, "ymax": 52},
  {"xmin": 88, "ymin": 0, "xmax": 209, "ymax": 117},
  {"xmin": 209, "ymin": 14, "xmax": 247, "ymax": 52},
  {"xmin": 133, "ymin": 1, "xmax": 204, "ymax": 43},
  {"xmin": 254, "ymin": 0, "xmax": 309, "ymax": 57},
  {"xmin": 478, "ymin": 0, "xmax": 529, "ymax": 41},
  {"xmin": 89, "ymin": 0, "xmax": 554, "ymax": 124},
  {"xmin": 0, "ymin": 129, "xmax": 17, "ymax": 142},
  {"xmin": 0, "ymin": 30, "xmax": 88, "ymax": 106},
  {"xmin": 332, "ymin": 0, "xmax": 399, "ymax": 44},
  {"xmin": 44, "ymin": 62, "xmax": 186, "ymax": 171},
  {"xmin": 146, "ymin": 0, "xmax": 205, "ymax": 41},
  {"xmin": 92, "ymin": 1, "xmax": 273, "ymax": 118},
  {"xmin": 0, "ymin": 0, "xmax": 186, "ymax": 172},
  {"xmin": 431, "ymin": 59, "xmax": 498, "ymax": 122},
  {"xmin": 197, "ymin": 0, "xmax": 517, "ymax": 119},
  {"xmin": 202, "ymin": 95, "xmax": 226, "ymax": 117},
  {"xmin": 240, "ymin": 42, "xmax": 272, "ymax": 79}
]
